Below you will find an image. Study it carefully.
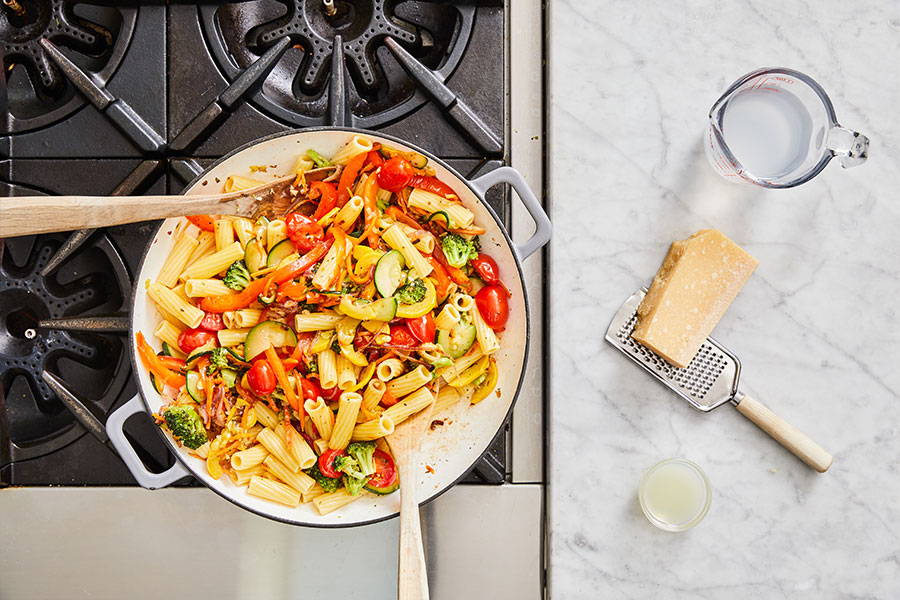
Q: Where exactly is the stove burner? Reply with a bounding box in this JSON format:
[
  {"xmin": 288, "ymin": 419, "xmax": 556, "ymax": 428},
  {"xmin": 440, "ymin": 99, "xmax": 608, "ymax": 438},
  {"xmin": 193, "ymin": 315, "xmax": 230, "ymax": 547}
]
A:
[
  {"xmin": 201, "ymin": 1, "xmax": 475, "ymax": 127},
  {"xmin": 0, "ymin": 231, "xmax": 130, "ymax": 460},
  {"xmin": 1, "ymin": 1, "xmax": 136, "ymax": 133}
]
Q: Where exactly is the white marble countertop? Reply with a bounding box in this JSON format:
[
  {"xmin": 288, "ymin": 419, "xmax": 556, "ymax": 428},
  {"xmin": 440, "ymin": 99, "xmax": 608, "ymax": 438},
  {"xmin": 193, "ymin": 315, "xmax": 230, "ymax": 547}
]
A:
[{"xmin": 548, "ymin": 1, "xmax": 900, "ymax": 598}]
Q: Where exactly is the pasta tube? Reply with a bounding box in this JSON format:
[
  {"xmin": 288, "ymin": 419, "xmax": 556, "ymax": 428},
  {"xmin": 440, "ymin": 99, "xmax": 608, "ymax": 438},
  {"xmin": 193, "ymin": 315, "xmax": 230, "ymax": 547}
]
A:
[
  {"xmin": 283, "ymin": 424, "xmax": 317, "ymax": 470},
  {"xmin": 153, "ymin": 320, "xmax": 186, "ymax": 357},
  {"xmin": 294, "ymin": 313, "xmax": 343, "ymax": 333},
  {"xmin": 147, "ymin": 282, "xmax": 204, "ymax": 328},
  {"xmin": 317, "ymin": 348, "xmax": 338, "ymax": 390},
  {"xmin": 233, "ymin": 464, "xmax": 264, "ymax": 486},
  {"xmin": 231, "ymin": 217, "xmax": 254, "ymax": 247},
  {"xmin": 253, "ymin": 403, "xmax": 280, "ymax": 430},
  {"xmin": 376, "ymin": 358, "xmax": 404, "ymax": 382},
  {"xmin": 433, "ymin": 385, "xmax": 462, "ymax": 414},
  {"xmin": 351, "ymin": 414, "xmax": 395, "ymax": 441},
  {"xmin": 471, "ymin": 302, "xmax": 501, "ymax": 354},
  {"xmin": 224, "ymin": 175, "xmax": 265, "ymax": 193},
  {"xmin": 386, "ymin": 365, "xmax": 431, "ymax": 398},
  {"xmin": 305, "ymin": 397, "xmax": 335, "ymax": 441},
  {"xmin": 312, "ymin": 488, "xmax": 366, "ymax": 515},
  {"xmin": 217, "ymin": 328, "xmax": 250, "ymax": 346},
  {"xmin": 336, "ymin": 354, "xmax": 358, "ymax": 390},
  {"xmin": 407, "ymin": 188, "xmax": 474, "ymax": 228},
  {"xmin": 334, "ymin": 195, "xmax": 364, "ymax": 231},
  {"xmin": 382, "ymin": 224, "xmax": 432, "ymax": 278},
  {"xmin": 382, "ymin": 387, "xmax": 435, "ymax": 426},
  {"xmin": 360, "ymin": 379, "xmax": 386, "ymax": 421},
  {"xmin": 247, "ymin": 475, "xmax": 301, "ymax": 507},
  {"xmin": 230, "ymin": 444, "xmax": 268, "ymax": 470},
  {"xmin": 187, "ymin": 231, "xmax": 216, "ymax": 265},
  {"xmin": 184, "ymin": 278, "xmax": 232, "ymax": 297},
  {"xmin": 257, "ymin": 427, "xmax": 301, "ymax": 472},
  {"xmin": 331, "ymin": 134, "xmax": 374, "ymax": 165},
  {"xmin": 329, "ymin": 392, "xmax": 362, "ymax": 449},
  {"xmin": 266, "ymin": 219, "xmax": 287, "ymax": 250},
  {"xmin": 180, "ymin": 241, "xmax": 243, "ymax": 280},
  {"xmin": 157, "ymin": 231, "xmax": 198, "ymax": 288},
  {"xmin": 223, "ymin": 308, "xmax": 262, "ymax": 329},
  {"xmin": 214, "ymin": 218, "xmax": 234, "ymax": 252},
  {"xmin": 434, "ymin": 304, "xmax": 461, "ymax": 331},
  {"xmin": 264, "ymin": 455, "xmax": 315, "ymax": 494}
]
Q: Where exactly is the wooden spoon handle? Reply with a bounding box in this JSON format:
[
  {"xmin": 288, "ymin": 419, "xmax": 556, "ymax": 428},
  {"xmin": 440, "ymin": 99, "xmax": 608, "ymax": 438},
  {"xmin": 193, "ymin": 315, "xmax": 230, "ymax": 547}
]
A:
[
  {"xmin": 0, "ymin": 194, "xmax": 236, "ymax": 237},
  {"xmin": 396, "ymin": 451, "xmax": 429, "ymax": 600},
  {"xmin": 735, "ymin": 393, "xmax": 833, "ymax": 472}
]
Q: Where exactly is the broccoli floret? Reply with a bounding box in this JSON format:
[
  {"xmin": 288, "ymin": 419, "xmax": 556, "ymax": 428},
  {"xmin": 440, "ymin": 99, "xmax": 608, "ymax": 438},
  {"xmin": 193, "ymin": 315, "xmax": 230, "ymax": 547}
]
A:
[
  {"xmin": 162, "ymin": 405, "xmax": 208, "ymax": 450},
  {"xmin": 334, "ymin": 454, "xmax": 365, "ymax": 479},
  {"xmin": 223, "ymin": 260, "xmax": 250, "ymax": 290},
  {"xmin": 207, "ymin": 347, "xmax": 229, "ymax": 373},
  {"xmin": 440, "ymin": 233, "xmax": 478, "ymax": 268},
  {"xmin": 343, "ymin": 473, "xmax": 368, "ymax": 496},
  {"xmin": 304, "ymin": 463, "xmax": 342, "ymax": 493},
  {"xmin": 347, "ymin": 441, "xmax": 377, "ymax": 477},
  {"xmin": 396, "ymin": 278, "xmax": 426, "ymax": 304}
]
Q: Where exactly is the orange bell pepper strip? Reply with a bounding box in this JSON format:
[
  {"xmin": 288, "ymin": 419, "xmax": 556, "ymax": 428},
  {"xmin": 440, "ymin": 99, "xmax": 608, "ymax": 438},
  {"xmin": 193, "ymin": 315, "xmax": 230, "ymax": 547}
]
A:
[
  {"xmin": 277, "ymin": 280, "xmax": 308, "ymax": 300},
  {"xmin": 386, "ymin": 205, "xmax": 420, "ymax": 229},
  {"xmin": 136, "ymin": 332, "xmax": 186, "ymax": 388},
  {"xmin": 432, "ymin": 245, "xmax": 469, "ymax": 286},
  {"xmin": 311, "ymin": 181, "xmax": 338, "ymax": 220},
  {"xmin": 426, "ymin": 257, "xmax": 452, "ymax": 300},
  {"xmin": 199, "ymin": 275, "xmax": 272, "ymax": 313},
  {"xmin": 363, "ymin": 149, "xmax": 384, "ymax": 171},
  {"xmin": 265, "ymin": 345, "xmax": 300, "ymax": 414},
  {"xmin": 336, "ymin": 151, "xmax": 368, "ymax": 207},
  {"xmin": 361, "ymin": 176, "xmax": 381, "ymax": 248},
  {"xmin": 186, "ymin": 215, "xmax": 215, "ymax": 231},
  {"xmin": 272, "ymin": 239, "xmax": 333, "ymax": 285},
  {"xmin": 157, "ymin": 355, "xmax": 186, "ymax": 371}
]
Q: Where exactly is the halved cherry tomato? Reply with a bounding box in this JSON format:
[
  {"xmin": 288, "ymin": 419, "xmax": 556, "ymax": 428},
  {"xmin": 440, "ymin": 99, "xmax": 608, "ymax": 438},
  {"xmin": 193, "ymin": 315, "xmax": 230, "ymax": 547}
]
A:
[
  {"xmin": 367, "ymin": 449, "xmax": 398, "ymax": 489},
  {"xmin": 299, "ymin": 377, "xmax": 323, "ymax": 403},
  {"xmin": 390, "ymin": 324, "xmax": 417, "ymax": 348},
  {"xmin": 178, "ymin": 328, "xmax": 216, "ymax": 354},
  {"xmin": 199, "ymin": 312, "xmax": 225, "ymax": 332},
  {"xmin": 186, "ymin": 215, "xmax": 215, "ymax": 231},
  {"xmin": 406, "ymin": 313, "xmax": 436, "ymax": 344},
  {"xmin": 247, "ymin": 359, "xmax": 276, "ymax": 395},
  {"xmin": 409, "ymin": 175, "xmax": 456, "ymax": 198},
  {"xmin": 377, "ymin": 157, "xmax": 414, "ymax": 192},
  {"xmin": 474, "ymin": 284, "xmax": 509, "ymax": 330},
  {"xmin": 285, "ymin": 212, "xmax": 325, "ymax": 252},
  {"xmin": 318, "ymin": 448, "xmax": 347, "ymax": 479},
  {"xmin": 470, "ymin": 253, "xmax": 500, "ymax": 285}
]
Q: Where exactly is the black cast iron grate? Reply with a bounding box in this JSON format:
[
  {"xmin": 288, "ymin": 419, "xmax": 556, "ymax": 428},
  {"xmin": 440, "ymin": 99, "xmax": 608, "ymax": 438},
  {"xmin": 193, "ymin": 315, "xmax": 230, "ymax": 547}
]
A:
[{"xmin": 1, "ymin": 0, "xmax": 137, "ymax": 133}]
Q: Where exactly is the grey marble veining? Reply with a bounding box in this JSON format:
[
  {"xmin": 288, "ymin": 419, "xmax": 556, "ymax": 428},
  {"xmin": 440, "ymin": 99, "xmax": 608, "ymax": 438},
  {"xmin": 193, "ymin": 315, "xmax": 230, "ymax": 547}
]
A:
[{"xmin": 548, "ymin": 1, "xmax": 900, "ymax": 598}]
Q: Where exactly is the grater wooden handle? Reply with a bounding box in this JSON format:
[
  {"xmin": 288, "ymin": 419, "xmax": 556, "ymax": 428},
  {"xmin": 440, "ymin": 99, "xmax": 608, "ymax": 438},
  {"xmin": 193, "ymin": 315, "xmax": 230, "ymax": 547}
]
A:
[{"xmin": 735, "ymin": 393, "xmax": 833, "ymax": 472}]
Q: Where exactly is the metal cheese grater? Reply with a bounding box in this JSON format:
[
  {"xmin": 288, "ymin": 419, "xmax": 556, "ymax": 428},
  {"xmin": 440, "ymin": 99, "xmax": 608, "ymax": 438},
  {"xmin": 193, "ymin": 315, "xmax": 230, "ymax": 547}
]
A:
[{"xmin": 606, "ymin": 289, "xmax": 833, "ymax": 472}]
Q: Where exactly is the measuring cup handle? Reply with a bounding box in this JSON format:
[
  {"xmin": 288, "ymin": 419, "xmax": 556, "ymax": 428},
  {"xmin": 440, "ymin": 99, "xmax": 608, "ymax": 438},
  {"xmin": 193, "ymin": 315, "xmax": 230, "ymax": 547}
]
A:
[
  {"xmin": 827, "ymin": 125, "xmax": 869, "ymax": 168},
  {"xmin": 734, "ymin": 392, "xmax": 833, "ymax": 472}
]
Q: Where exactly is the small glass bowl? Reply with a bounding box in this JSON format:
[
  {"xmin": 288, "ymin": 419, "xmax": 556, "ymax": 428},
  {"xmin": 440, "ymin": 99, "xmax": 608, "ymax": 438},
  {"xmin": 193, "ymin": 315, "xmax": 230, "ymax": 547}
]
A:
[{"xmin": 638, "ymin": 458, "xmax": 712, "ymax": 532}]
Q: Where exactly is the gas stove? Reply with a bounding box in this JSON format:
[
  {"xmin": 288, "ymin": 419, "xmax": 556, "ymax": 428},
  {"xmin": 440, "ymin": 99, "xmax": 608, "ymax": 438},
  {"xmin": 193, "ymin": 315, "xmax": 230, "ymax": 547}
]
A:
[{"xmin": 1, "ymin": 1, "xmax": 545, "ymax": 597}]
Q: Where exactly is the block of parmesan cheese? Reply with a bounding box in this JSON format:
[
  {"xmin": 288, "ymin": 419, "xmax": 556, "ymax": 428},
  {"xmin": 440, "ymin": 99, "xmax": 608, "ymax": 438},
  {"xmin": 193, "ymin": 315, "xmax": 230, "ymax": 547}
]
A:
[{"xmin": 632, "ymin": 229, "xmax": 758, "ymax": 368}]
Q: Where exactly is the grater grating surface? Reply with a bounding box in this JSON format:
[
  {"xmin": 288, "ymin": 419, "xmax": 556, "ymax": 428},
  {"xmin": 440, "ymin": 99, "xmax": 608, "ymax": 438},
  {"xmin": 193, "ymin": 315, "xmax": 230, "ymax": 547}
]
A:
[{"xmin": 605, "ymin": 289, "xmax": 741, "ymax": 411}]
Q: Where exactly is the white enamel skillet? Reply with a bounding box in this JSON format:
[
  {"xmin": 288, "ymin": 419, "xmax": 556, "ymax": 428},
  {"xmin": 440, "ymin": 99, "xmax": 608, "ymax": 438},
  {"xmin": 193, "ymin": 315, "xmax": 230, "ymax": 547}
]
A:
[{"xmin": 105, "ymin": 127, "xmax": 550, "ymax": 527}]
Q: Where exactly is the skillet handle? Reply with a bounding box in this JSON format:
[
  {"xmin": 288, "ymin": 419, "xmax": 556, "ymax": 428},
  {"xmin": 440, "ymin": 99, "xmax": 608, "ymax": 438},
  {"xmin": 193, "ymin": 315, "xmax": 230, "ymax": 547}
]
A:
[
  {"xmin": 106, "ymin": 394, "xmax": 190, "ymax": 489},
  {"xmin": 469, "ymin": 166, "xmax": 551, "ymax": 260}
]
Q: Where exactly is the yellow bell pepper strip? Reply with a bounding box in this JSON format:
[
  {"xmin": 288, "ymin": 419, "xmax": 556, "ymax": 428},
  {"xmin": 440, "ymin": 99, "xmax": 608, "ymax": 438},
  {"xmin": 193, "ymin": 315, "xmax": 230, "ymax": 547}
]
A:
[
  {"xmin": 447, "ymin": 355, "xmax": 490, "ymax": 388},
  {"xmin": 265, "ymin": 345, "xmax": 300, "ymax": 415},
  {"xmin": 470, "ymin": 358, "xmax": 498, "ymax": 404},
  {"xmin": 272, "ymin": 238, "xmax": 333, "ymax": 285},
  {"xmin": 136, "ymin": 332, "xmax": 186, "ymax": 388},
  {"xmin": 336, "ymin": 151, "xmax": 368, "ymax": 207}
]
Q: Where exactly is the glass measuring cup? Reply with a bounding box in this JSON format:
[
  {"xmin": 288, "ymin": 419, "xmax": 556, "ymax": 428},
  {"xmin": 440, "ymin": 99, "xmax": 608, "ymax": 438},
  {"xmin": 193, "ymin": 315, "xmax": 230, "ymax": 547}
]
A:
[{"xmin": 705, "ymin": 67, "xmax": 869, "ymax": 188}]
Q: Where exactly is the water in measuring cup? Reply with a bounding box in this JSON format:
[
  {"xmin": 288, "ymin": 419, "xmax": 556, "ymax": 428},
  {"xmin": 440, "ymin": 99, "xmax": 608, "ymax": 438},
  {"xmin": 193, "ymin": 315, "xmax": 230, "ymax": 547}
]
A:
[{"xmin": 721, "ymin": 88, "xmax": 813, "ymax": 179}]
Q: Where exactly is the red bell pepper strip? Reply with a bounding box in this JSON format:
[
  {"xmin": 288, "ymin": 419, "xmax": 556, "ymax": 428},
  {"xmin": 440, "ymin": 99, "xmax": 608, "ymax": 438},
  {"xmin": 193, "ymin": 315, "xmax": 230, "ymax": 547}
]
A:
[
  {"xmin": 136, "ymin": 332, "xmax": 186, "ymax": 388},
  {"xmin": 157, "ymin": 355, "xmax": 186, "ymax": 371},
  {"xmin": 272, "ymin": 239, "xmax": 333, "ymax": 285},
  {"xmin": 364, "ymin": 149, "xmax": 385, "ymax": 171},
  {"xmin": 409, "ymin": 175, "xmax": 457, "ymax": 199},
  {"xmin": 186, "ymin": 215, "xmax": 215, "ymax": 231},
  {"xmin": 336, "ymin": 151, "xmax": 368, "ymax": 207},
  {"xmin": 200, "ymin": 276, "xmax": 272, "ymax": 313},
  {"xmin": 311, "ymin": 181, "xmax": 338, "ymax": 220}
]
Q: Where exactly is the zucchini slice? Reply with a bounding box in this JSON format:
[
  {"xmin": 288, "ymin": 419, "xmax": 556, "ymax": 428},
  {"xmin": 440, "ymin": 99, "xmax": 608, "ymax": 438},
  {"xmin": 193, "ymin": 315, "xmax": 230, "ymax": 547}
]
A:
[
  {"xmin": 185, "ymin": 344, "xmax": 216, "ymax": 367},
  {"xmin": 266, "ymin": 238, "xmax": 297, "ymax": 268},
  {"xmin": 437, "ymin": 318, "xmax": 477, "ymax": 359},
  {"xmin": 374, "ymin": 250, "xmax": 405, "ymax": 298},
  {"xmin": 338, "ymin": 296, "xmax": 398, "ymax": 322},
  {"xmin": 185, "ymin": 370, "xmax": 204, "ymax": 402},
  {"xmin": 244, "ymin": 320, "xmax": 298, "ymax": 361},
  {"xmin": 244, "ymin": 239, "xmax": 266, "ymax": 273},
  {"xmin": 221, "ymin": 368, "xmax": 238, "ymax": 388}
]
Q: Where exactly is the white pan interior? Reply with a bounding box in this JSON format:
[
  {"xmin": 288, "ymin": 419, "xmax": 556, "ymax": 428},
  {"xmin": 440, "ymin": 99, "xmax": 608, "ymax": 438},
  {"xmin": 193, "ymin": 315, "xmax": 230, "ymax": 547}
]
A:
[{"xmin": 131, "ymin": 129, "xmax": 529, "ymax": 526}]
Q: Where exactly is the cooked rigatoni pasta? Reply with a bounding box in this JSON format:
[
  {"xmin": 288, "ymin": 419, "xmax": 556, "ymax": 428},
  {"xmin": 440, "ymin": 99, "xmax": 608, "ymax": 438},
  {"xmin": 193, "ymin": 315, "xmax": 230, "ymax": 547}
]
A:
[
  {"xmin": 184, "ymin": 278, "xmax": 232, "ymax": 297},
  {"xmin": 305, "ymin": 398, "xmax": 334, "ymax": 441},
  {"xmin": 376, "ymin": 358, "xmax": 404, "ymax": 382},
  {"xmin": 180, "ymin": 241, "xmax": 243, "ymax": 280},
  {"xmin": 382, "ymin": 224, "xmax": 432, "ymax": 278},
  {"xmin": 329, "ymin": 392, "xmax": 362, "ymax": 449},
  {"xmin": 223, "ymin": 308, "xmax": 262, "ymax": 329},
  {"xmin": 157, "ymin": 230, "xmax": 198, "ymax": 287},
  {"xmin": 139, "ymin": 134, "xmax": 507, "ymax": 516},
  {"xmin": 248, "ymin": 475, "xmax": 301, "ymax": 507},
  {"xmin": 386, "ymin": 365, "xmax": 431, "ymax": 398},
  {"xmin": 382, "ymin": 387, "xmax": 435, "ymax": 426},
  {"xmin": 147, "ymin": 281, "xmax": 204, "ymax": 328}
]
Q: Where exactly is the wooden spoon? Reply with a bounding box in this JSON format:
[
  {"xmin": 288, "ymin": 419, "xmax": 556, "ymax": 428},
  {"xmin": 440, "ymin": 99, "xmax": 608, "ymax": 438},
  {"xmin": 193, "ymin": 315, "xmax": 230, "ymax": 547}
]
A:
[
  {"xmin": 0, "ymin": 175, "xmax": 299, "ymax": 237},
  {"xmin": 386, "ymin": 392, "xmax": 437, "ymax": 600}
]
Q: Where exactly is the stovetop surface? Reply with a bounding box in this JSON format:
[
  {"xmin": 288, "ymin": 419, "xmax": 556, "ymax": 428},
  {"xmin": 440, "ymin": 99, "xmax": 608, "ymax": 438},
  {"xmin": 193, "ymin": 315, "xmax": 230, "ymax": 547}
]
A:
[{"xmin": 1, "ymin": 0, "xmax": 511, "ymax": 487}]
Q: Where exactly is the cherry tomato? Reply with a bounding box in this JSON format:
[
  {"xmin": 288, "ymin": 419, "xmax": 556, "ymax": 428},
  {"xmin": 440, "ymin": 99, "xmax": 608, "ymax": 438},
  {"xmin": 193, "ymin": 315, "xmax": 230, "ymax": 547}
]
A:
[
  {"xmin": 367, "ymin": 449, "xmax": 398, "ymax": 489},
  {"xmin": 389, "ymin": 324, "xmax": 418, "ymax": 348},
  {"xmin": 376, "ymin": 157, "xmax": 414, "ymax": 192},
  {"xmin": 198, "ymin": 312, "xmax": 225, "ymax": 332},
  {"xmin": 247, "ymin": 359, "xmax": 277, "ymax": 395},
  {"xmin": 406, "ymin": 313, "xmax": 436, "ymax": 344},
  {"xmin": 470, "ymin": 253, "xmax": 501, "ymax": 285},
  {"xmin": 474, "ymin": 284, "xmax": 509, "ymax": 330},
  {"xmin": 321, "ymin": 386, "xmax": 343, "ymax": 402},
  {"xmin": 177, "ymin": 328, "xmax": 216, "ymax": 354},
  {"xmin": 285, "ymin": 212, "xmax": 324, "ymax": 252},
  {"xmin": 299, "ymin": 377, "xmax": 323, "ymax": 403},
  {"xmin": 318, "ymin": 448, "xmax": 347, "ymax": 479}
]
